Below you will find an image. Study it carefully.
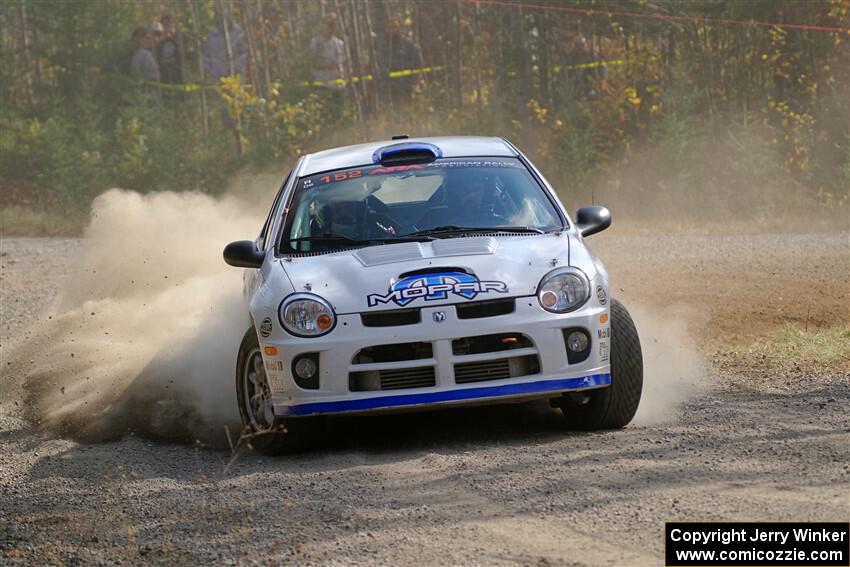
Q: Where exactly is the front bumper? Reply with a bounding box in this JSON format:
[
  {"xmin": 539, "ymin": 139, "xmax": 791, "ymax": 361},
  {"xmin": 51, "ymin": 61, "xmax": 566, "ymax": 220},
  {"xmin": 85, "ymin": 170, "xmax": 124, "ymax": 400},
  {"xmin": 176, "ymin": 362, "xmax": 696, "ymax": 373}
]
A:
[{"xmin": 261, "ymin": 297, "xmax": 611, "ymax": 417}]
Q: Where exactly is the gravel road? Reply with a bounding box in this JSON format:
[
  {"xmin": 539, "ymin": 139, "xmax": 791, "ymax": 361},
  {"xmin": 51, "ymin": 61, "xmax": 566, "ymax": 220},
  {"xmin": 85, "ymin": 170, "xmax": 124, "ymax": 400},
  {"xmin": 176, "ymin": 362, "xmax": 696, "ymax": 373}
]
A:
[{"xmin": 1, "ymin": 232, "xmax": 848, "ymax": 565}]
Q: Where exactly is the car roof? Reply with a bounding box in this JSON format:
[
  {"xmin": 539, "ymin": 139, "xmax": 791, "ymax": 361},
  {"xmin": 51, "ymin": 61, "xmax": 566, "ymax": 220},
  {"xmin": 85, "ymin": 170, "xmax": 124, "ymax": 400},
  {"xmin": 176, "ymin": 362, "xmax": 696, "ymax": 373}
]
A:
[{"xmin": 298, "ymin": 136, "xmax": 518, "ymax": 176}]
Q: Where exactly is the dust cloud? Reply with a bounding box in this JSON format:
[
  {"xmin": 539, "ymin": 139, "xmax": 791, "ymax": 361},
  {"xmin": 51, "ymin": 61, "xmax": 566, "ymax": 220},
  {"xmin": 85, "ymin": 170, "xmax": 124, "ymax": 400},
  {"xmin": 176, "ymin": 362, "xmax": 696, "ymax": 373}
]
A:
[
  {"xmin": 13, "ymin": 188, "xmax": 274, "ymax": 445},
  {"xmin": 556, "ymin": 123, "xmax": 848, "ymax": 233},
  {"xmin": 8, "ymin": 147, "xmax": 717, "ymax": 447},
  {"xmin": 627, "ymin": 304, "xmax": 708, "ymax": 425}
]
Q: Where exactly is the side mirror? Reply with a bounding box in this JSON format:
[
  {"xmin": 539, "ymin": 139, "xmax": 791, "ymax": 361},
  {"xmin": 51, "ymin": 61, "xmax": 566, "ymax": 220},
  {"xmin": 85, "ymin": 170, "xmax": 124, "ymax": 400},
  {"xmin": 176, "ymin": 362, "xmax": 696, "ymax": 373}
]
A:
[
  {"xmin": 575, "ymin": 206, "xmax": 612, "ymax": 237},
  {"xmin": 223, "ymin": 240, "xmax": 265, "ymax": 268}
]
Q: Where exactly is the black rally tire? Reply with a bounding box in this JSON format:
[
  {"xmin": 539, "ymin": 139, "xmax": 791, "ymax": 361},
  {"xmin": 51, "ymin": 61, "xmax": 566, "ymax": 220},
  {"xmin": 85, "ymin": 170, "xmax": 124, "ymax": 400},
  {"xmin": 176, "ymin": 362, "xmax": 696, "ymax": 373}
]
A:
[
  {"xmin": 235, "ymin": 328, "xmax": 321, "ymax": 455},
  {"xmin": 558, "ymin": 299, "xmax": 643, "ymax": 430}
]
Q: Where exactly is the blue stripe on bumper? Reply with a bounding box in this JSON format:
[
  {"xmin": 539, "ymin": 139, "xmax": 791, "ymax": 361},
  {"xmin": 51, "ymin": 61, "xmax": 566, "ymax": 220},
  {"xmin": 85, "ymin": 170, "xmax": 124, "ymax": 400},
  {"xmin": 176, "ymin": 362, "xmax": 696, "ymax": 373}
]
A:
[{"xmin": 276, "ymin": 373, "xmax": 611, "ymax": 417}]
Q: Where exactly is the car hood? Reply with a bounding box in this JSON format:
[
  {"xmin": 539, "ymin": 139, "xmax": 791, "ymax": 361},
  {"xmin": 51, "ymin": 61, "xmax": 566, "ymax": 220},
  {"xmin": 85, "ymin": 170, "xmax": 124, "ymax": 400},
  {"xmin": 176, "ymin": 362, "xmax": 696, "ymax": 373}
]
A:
[{"xmin": 278, "ymin": 234, "xmax": 577, "ymax": 314}]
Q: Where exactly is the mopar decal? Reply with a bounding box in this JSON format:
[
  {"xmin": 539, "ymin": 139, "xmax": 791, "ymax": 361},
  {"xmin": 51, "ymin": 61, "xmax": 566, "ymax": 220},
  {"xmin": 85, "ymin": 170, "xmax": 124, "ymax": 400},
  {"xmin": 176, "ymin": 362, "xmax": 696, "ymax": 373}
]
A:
[
  {"xmin": 367, "ymin": 271, "xmax": 508, "ymax": 307},
  {"xmin": 259, "ymin": 317, "xmax": 273, "ymax": 338},
  {"xmin": 596, "ymin": 285, "xmax": 608, "ymax": 305}
]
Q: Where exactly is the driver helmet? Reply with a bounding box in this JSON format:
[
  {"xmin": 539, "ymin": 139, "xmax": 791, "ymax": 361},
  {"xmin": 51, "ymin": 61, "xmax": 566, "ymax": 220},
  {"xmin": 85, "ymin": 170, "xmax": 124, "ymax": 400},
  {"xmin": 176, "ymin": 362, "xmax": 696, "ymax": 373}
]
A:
[{"xmin": 444, "ymin": 169, "xmax": 491, "ymax": 210}]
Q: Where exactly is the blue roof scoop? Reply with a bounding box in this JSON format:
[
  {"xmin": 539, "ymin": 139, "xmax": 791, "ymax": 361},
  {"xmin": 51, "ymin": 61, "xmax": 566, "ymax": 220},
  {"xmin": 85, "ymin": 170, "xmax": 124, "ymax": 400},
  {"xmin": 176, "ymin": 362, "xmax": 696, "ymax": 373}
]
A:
[{"xmin": 372, "ymin": 141, "xmax": 443, "ymax": 166}]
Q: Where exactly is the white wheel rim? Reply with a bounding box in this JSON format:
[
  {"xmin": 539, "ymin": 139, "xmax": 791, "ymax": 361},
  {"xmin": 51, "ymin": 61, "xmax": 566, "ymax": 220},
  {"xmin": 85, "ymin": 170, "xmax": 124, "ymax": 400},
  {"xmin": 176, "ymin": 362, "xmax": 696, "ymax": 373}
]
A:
[{"xmin": 242, "ymin": 347, "xmax": 274, "ymax": 431}]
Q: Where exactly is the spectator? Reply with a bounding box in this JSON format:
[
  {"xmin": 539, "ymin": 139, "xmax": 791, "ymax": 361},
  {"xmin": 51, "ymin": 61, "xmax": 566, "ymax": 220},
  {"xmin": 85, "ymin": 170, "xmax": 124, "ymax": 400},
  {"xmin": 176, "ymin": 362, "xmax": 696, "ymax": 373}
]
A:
[
  {"xmin": 151, "ymin": 21, "xmax": 164, "ymax": 44},
  {"xmin": 387, "ymin": 16, "xmax": 423, "ymax": 103},
  {"xmin": 130, "ymin": 26, "xmax": 161, "ymax": 106},
  {"xmin": 156, "ymin": 14, "xmax": 186, "ymax": 86},
  {"xmin": 309, "ymin": 13, "xmax": 346, "ymax": 89},
  {"xmin": 202, "ymin": 18, "xmax": 247, "ymax": 83}
]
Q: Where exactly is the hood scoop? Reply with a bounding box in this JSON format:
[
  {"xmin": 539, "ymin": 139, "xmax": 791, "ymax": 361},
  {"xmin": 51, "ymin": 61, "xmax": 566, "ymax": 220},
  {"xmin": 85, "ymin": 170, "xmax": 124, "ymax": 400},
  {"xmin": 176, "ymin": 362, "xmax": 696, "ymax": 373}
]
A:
[
  {"xmin": 353, "ymin": 236, "xmax": 498, "ymax": 267},
  {"xmin": 354, "ymin": 242, "xmax": 423, "ymax": 266},
  {"xmin": 431, "ymin": 236, "xmax": 497, "ymax": 257}
]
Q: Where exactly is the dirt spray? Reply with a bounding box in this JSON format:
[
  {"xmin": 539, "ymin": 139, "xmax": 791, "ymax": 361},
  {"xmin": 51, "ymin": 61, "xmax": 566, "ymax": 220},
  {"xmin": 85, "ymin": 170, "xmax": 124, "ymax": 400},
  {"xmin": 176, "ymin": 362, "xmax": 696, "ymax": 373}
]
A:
[
  {"xmin": 12, "ymin": 188, "xmax": 274, "ymax": 445},
  {"xmin": 9, "ymin": 179, "xmax": 708, "ymax": 446}
]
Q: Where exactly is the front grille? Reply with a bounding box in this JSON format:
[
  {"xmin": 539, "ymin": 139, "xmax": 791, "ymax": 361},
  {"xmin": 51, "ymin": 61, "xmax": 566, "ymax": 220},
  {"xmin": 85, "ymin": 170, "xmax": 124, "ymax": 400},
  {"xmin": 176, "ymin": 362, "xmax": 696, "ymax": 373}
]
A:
[
  {"xmin": 456, "ymin": 298, "xmax": 515, "ymax": 319},
  {"xmin": 353, "ymin": 342, "xmax": 433, "ymax": 364},
  {"xmin": 350, "ymin": 366, "xmax": 436, "ymax": 391},
  {"xmin": 454, "ymin": 355, "xmax": 540, "ymax": 384},
  {"xmin": 452, "ymin": 333, "xmax": 533, "ymax": 356},
  {"xmin": 360, "ymin": 308, "xmax": 420, "ymax": 327}
]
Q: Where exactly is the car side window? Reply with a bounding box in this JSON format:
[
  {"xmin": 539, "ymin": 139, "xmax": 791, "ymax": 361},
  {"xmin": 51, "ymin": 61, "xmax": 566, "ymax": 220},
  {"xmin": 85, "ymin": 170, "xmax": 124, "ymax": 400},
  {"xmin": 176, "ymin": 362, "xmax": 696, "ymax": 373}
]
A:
[{"xmin": 257, "ymin": 171, "xmax": 291, "ymax": 250}]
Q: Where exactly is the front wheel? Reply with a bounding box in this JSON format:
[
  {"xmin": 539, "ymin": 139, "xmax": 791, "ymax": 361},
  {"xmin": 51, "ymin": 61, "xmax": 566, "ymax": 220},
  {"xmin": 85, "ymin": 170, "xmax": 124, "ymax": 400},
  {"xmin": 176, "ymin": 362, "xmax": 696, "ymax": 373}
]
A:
[
  {"xmin": 557, "ymin": 299, "xmax": 643, "ymax": 430},
  {"xmin": 235, "ymin": 328, "xmax": 320, "ymax": 454}
]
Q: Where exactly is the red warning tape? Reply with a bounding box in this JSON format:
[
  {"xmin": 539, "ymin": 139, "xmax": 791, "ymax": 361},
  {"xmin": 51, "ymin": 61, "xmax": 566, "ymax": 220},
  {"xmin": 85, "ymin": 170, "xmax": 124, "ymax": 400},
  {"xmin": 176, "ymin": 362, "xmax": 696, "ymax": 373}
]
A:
[{"xmin": 460, "ymin": 0, "xmax": 850, "ymax": 34}]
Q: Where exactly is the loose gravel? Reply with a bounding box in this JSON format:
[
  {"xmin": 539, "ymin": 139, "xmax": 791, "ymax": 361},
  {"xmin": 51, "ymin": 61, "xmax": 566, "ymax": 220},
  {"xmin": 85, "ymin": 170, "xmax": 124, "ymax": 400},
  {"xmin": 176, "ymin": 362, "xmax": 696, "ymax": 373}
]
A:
[{"xmin": 1, "ymin": 232, "xmax": 848, "ymax": 565}]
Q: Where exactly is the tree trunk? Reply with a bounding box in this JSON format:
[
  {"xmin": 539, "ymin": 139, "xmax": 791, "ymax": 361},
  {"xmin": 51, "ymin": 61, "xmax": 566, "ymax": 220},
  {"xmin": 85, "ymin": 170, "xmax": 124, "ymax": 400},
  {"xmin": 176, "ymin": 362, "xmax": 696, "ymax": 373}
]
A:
[
  {"xmin": 188, "ymin": 0, "xmax": 209, "ymax": 141},
  {"xmin": 332, "ymin": 0, "xmax": 363, "ymax": 122},
  {"xmin": 453, "ymin": 0, "xmax": 462, "ymax": 109},
  {"xmin": 512, "ymin": 3, "xmax": 529, "ymax": 146},
  {"xmin": 256, "ymin": 0, "xmax": 272, "ymax": 99},
  {"xmin": 362, "ymin": 1, "xmax": 380, "ymax": 112},
  {"xmin": 20, "ymin": 0, "xmax": 33, "ymax": 106},
  {"xmin": 239, "ymin": 2, "xmax": 261, "ymax": 97},
  {"xmin": 370, "ymin": 1, "xmax": 390, "ymax": 110},
  {"xmin": 472, "ymin": 2, "xmax": 483, "ymax": 120},
  {"xmin": 219, "ymin": 0, "xmax": 244, "ymax": 156}
]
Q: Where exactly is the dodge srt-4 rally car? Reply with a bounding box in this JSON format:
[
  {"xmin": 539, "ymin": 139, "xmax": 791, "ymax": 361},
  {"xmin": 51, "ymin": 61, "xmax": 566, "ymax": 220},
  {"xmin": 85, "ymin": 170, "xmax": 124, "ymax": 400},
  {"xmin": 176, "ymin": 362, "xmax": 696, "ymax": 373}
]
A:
[{"xmin": 224, "ymin": 136, "xmax": 643, "ymax": 453}]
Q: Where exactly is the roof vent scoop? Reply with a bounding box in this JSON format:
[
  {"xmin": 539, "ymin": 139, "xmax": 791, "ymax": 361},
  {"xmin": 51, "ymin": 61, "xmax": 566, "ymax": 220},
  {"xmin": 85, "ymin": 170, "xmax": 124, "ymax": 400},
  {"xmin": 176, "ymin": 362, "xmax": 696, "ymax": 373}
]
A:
[{"xmin": 372, "ymin": 141, "xmax": 443, "ymax": 166}]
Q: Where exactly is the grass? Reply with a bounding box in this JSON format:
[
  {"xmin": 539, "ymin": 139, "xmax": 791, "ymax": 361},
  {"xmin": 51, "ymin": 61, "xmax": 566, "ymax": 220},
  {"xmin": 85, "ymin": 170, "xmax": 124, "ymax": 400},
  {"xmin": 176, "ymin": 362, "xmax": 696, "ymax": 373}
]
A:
[
  {"xmin": 0, "ymin": 205, "xmax": 87, "ymax": 237},
  {"xmin": 744, "ymin": 325, "xmax": 850, "ymax": 372}
]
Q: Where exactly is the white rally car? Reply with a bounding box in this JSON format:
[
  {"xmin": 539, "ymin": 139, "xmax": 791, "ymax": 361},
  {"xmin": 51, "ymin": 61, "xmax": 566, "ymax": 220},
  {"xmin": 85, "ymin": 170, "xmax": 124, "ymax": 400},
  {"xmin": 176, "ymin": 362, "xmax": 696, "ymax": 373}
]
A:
[{"xmin": 224, "ymin": 136, "xmax": 642, "ymax": 453}]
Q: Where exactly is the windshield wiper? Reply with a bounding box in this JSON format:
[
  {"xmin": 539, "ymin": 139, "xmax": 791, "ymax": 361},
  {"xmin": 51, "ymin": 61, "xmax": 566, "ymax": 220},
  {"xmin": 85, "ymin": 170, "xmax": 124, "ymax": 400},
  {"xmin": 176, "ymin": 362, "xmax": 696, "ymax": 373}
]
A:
[
  {"xmin": 287, "ymin": 232, "xmax": 433, "ymax": 245},
  {"xmin": 404, "ymin": 225, "xmax": 544, "ymax": 238}
]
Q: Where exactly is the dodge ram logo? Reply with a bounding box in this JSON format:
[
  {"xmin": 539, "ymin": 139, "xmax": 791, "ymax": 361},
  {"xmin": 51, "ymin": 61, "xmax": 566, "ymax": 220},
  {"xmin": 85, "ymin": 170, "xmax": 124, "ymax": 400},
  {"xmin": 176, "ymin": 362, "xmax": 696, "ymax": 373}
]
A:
[
  {"xmin": 433, "ymin": 311, "xmax": 446, "ymax": 322},
  {"xmin": 367, "ymin": 271, "xmax": 508, "ymax": 307}
]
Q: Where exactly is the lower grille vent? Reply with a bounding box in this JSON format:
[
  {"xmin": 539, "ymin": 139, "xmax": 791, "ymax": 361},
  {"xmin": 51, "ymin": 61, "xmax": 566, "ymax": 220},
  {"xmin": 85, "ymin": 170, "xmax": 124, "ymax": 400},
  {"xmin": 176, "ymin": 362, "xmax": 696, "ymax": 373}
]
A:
[
  {"xmin": 350, "ymin": 366, "xmax": 436, "ymax": 391},
  {"xmin": 454, "ymin": 355, "xmax": 540, "ymax": 384}
]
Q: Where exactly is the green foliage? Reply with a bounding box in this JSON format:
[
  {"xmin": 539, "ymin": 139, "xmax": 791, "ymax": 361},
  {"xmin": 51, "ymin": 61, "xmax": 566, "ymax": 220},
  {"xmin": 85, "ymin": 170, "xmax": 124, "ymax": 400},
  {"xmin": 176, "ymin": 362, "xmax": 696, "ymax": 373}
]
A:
[
  {"xmin": 1, "ymin": 0, "xmax": 848, "ymax": 234},
  {"xmin": 0, "ymin": 108, "xmax": 109, "ymax": 208},
  {"xmin": 744, "ymin": 325, "xmax": 850, "ymax": 372}
]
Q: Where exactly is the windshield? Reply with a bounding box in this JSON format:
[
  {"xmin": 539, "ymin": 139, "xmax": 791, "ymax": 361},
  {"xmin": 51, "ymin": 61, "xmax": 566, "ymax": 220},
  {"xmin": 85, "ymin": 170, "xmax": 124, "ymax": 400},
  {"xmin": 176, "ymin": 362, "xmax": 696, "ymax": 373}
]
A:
[{"xmin": 281, "ymin": 157, "xmax": 562, "ymax": 253}]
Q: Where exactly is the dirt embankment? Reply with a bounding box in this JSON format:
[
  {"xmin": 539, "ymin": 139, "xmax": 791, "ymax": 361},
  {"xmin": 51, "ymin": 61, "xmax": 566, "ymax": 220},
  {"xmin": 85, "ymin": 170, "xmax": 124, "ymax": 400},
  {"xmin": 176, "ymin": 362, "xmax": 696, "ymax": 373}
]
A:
[{"xmin": 592, "ymin": 231, "xmax": 849, "ymax": 346}]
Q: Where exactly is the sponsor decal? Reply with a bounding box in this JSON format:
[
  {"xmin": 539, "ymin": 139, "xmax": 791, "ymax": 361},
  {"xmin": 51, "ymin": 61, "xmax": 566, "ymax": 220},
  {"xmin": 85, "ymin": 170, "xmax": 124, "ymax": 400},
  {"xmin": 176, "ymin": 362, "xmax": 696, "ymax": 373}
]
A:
[
  {"xmin": 368, "ymin": 164, "xmax": 424, "ymax": 175},
  {"xmin": 596, "ymin": 285, "xmax": 608, "ymax": 305},
  {"xmin": 259, "ymin": 317, "xmax": 273, "ymax": 338},
  {"xmin": 266, "ymin": 360, "xmax": 285, "ymax": 372},
  {"xmin": 599, "ymin": 340, "xmax": 610, "ymax": 363},
  {"xmin": 301, "ymin": 160, "xmax": 522, "ymax": 190},
  {"xmin": 433, "ymin": 311, "xmax": 446, "ymax": 322},
  {"xmin": 597, "ymin": 327, "xmax": 610, "ymax": 339},
  {"xmin": 367, "ymin": 271, "xmax": 508, "ymax": 308},
  {"xmin": 428, "ymin": 159, "xmax": 521, "ymax": 169}
]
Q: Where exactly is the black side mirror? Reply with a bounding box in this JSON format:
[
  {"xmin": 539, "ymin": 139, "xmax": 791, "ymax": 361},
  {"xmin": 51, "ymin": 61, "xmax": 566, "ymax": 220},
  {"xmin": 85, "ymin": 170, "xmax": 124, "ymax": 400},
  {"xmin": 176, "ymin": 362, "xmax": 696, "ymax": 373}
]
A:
[
  {"xmin": 575, "ymin": 206, "xmax": 612, "ymax": 237},
  {"xmin": 223, "ymin": 240, "xmax": 265, "ymax": 268}
]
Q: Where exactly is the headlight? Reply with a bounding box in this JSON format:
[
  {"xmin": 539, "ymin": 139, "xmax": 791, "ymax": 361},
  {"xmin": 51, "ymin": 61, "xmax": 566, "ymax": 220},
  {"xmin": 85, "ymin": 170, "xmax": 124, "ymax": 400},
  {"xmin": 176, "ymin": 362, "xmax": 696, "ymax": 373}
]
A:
[
  {"xmin": 537, "ymin": 268, "xmax": 590, "ymax": 313},
  {"xmin": 278, "ymin": 293, "xmax": 336, "ymax": 337}
]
